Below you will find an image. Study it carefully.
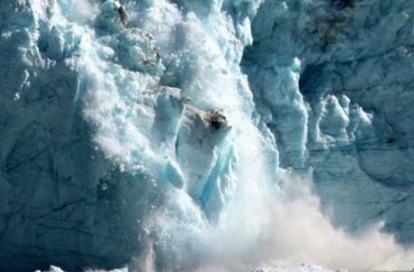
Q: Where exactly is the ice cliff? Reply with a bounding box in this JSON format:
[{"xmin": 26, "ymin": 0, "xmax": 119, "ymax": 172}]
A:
[
  {"xmin": 0, "ymin": 0, "xmax": 414, "ymax": 272},
  {"xmin": 242, "ymin": 0, "xmax": 414, "ymax": 244}
]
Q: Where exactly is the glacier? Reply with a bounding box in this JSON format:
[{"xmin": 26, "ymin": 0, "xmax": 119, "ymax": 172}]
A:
[
  {"xmin": 1, "ymin": 0, "xmax": 414, "ymax": 272},
  {"xmin": 242, "ymin": 0, "xmax": 414, "ymax": 244}
]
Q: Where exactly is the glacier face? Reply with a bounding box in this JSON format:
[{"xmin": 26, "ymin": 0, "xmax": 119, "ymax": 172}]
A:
[
  {"xmin": 242, "ymin": 0, "xmax": 414, "ymax": 245},
  {"xmin": 1, "ymin": 0, "xmax": 414, "ymax": 272},
  {"xmin": 0, "ymin": 0, "xmax": 278, "ymax": 271}
]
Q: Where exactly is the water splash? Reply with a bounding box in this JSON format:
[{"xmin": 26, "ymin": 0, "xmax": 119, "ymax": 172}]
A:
[{"xmin": 33, "ymin": 0, "xmax": 414, "ymax": 271}]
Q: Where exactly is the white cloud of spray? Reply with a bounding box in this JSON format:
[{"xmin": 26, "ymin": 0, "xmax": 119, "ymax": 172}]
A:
[
  {"xmin": 192, "ymin": 171, "xmax": 414, "ymax": 272},
  {"xmin": 37, "ymin": 1, "xmax": 414, "ymax": 271},
  {"xmin": 44, "ymin": 172, "xmax": 414, "ymax": 272}
]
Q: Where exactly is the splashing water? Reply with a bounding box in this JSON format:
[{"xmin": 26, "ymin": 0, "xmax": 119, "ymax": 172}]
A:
[{"xmin": 30, "ymin": 0, "xmax": 414, "ymax": 271}]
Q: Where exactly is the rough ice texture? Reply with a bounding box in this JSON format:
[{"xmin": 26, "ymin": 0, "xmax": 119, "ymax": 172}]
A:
[
  {"xmin": 242, "ymin": 0, "xmax": 414, "ymax": 244},
  {"xmin": 0, "ymin": 0, "xmax": 267, "ymax": 271},
  {"xmin": 1, "ymin": 0, "xmax": 414, "ymax": 271}
]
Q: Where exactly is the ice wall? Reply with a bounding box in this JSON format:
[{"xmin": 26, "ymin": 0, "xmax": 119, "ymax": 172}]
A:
[
  {"xmin": 1, "ymin": 0, "xmax": 414, "ymax": 271},
  {"xmin": 0, "ymin": 0, "xmax": 278, "ymax": 271},
  {"xmin": 243, "ymin": 0, "xmax": 414, "ymax": 244}
]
